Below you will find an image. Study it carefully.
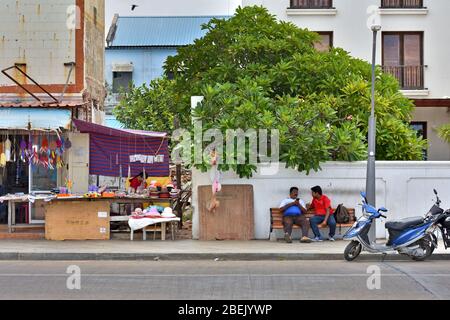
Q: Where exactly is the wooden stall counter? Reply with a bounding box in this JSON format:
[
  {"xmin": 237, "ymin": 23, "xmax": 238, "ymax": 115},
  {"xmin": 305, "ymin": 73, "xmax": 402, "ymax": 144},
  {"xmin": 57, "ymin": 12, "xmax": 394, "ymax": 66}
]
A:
[
  {"xmin": 44, "ymin": 199, "xmax": 110, "ymax": 241},
  {"xmin": 44, "ymin": 197, "xmax": 176, "ymax": 241}
]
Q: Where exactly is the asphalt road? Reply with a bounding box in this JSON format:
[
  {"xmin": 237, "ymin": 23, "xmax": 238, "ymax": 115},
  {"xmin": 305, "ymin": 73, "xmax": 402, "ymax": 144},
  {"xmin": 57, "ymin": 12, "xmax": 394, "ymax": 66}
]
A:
[{"xmin": 0, "ymin": 260, "xmax": 449, "ymax": 300}]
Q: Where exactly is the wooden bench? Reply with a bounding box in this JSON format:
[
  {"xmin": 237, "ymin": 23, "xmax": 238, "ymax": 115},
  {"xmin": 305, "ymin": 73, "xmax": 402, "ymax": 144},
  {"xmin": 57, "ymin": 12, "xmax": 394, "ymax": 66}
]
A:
[{"xmin": 270, "ymin": 207, "xmax": 356, "ymax": 237}]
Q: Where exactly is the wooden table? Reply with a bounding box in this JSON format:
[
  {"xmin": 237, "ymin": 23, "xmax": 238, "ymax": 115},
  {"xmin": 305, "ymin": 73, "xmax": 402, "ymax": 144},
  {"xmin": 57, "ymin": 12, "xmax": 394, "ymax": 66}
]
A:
[
  {"xmin": 5, "ymin": 197, "xmax": 29, "ymax": 233},
  {"xmin": 113, "ymin": 215, "xmax": 180, "ymax": 241},
  {"xmin": 42, "ymin": 197, "xmax": 178, "ymax": 241},
  {"xmin": 143, "ymin": 219, "xmax": 180, "ymax": 241}
]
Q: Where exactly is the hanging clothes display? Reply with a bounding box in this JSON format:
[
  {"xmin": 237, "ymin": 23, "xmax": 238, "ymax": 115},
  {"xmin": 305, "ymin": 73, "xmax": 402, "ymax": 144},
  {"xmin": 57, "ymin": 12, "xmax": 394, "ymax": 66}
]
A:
[
  {"xmin": 0, "ymin": 139, "xmax": 5, "ymax": 168},
  {"xmin": 4, "ymin": 136, "xmax": 11, "ymax": 162},
  {"xmin": 207, "ymin": 149, "xmax": 221, "ymax": 213},
  {"xmin": 125, "ymin": 165, "xmax": 131, "ymax": 191}
]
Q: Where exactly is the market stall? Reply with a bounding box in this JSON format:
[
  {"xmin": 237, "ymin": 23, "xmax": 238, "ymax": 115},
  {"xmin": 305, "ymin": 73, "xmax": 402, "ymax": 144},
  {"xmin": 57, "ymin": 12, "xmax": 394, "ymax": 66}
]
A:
[
  {"xmin": 43, "ymin": 195, "xmax": 179, "ymax": 240},
  {"xmin": 38, "ymin": 120, "xmax": 179, "ymax": 241},
  {"xmin": 0, "ymin": 107, "xmax": 76, "ymax": 234}
]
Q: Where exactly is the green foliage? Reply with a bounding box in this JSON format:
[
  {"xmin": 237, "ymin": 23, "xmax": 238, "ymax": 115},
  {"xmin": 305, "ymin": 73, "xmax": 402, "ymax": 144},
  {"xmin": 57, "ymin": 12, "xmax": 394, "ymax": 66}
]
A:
[
  {"xmin": 437, "ymin": 124, "xmax": 450, "ymax": 143},
  {"xmin": 114, "ymin": 79, "xmax": 179, "ymax": 133},
  {"xmin": 116, "ymin": 6, "xmax": 427, "ymax": 178}
]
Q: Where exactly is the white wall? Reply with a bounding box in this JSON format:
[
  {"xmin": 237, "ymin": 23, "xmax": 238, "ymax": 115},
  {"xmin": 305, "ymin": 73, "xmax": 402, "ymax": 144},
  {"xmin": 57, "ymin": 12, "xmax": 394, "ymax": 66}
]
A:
[
  {"xmin": 0, "ymin": 0, "xmax": 76, "ymax": 86},
  {"xmin": 242, "ymin": 0, "xmax": 450, "ymax": 100},
  {"xmin": 192, "ymin": 162, "xmax": 450, "ymax": 240}
]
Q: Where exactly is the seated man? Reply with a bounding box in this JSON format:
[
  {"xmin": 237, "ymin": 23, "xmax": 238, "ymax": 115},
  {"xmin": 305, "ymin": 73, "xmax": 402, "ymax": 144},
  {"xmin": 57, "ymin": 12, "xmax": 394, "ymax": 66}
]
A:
[
  {"xmin": 279, "ymin": 187, "xmax": 311, "ymax": 244},
  {"xmin": 308, "ymin": 186, "xmax": 336, "ymax": 242}
]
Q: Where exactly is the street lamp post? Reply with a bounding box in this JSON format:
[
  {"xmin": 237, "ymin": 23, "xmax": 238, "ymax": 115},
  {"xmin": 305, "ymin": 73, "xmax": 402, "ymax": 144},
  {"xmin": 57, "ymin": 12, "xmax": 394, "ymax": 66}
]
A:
[{"xmin": 367, "ymin": 24, "xmax": 381, "ymax": 243}]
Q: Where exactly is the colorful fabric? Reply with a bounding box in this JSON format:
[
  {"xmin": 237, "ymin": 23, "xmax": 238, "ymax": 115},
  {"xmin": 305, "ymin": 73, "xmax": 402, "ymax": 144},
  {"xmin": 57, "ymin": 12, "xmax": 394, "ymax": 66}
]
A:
[{"xmin": 73, "ymin": 119, "xmax": 169, "ymax": 177}]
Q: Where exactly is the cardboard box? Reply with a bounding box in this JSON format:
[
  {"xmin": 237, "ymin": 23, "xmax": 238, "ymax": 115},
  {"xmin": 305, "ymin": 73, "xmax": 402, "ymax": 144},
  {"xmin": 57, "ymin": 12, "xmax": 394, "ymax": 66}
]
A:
[{"xmin": 45, "ymin": 200, "xmax": 110, "ymax": 240}]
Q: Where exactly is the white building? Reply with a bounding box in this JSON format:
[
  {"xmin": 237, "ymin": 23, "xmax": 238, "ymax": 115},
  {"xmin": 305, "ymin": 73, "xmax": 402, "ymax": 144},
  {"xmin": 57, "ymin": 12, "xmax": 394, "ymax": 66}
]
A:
[{"xmin": 243, "ymin": 0, "xmax": 450, "ymax": 160}]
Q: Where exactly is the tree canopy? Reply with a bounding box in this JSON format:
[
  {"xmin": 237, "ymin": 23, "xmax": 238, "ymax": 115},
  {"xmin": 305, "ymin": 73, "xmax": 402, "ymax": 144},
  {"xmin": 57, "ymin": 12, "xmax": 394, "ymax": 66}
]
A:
[{"xmin": 115, "ymin": 6, "xmax": 426, "ymax": 178}]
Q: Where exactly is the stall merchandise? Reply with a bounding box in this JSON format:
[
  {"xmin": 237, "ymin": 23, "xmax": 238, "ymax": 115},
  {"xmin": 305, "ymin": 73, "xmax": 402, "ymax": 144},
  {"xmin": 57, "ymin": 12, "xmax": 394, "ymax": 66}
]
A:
[
  {"xmin": 0, "ymin": 132, "xmax": 67, "ymax": 170},
  {"xmin": 43, "ymin": 196, "xmax": 177, "ymax": 240}
]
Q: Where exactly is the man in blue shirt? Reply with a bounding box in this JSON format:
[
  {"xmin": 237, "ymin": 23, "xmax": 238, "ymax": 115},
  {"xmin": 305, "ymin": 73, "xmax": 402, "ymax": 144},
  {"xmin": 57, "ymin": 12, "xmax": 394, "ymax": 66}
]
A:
[{"xmin": 279, "ymin": 187, "xmax": 311, "ymax": 243}]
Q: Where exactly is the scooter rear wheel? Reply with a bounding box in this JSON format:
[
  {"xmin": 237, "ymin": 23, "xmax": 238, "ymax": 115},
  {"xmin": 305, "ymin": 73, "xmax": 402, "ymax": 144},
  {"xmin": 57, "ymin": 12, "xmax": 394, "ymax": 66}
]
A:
[{"xmin": 344, "ymin": 241, "xmax": 362, "ymax": 261}]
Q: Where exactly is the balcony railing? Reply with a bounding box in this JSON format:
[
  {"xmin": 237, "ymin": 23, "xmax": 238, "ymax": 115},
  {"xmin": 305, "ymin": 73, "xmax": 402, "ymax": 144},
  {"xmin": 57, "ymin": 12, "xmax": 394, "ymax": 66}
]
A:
[
  {"xmin": 381, "ymin": 0, "xmax": 424, "ymax": 8},
  {"xmin": 290, "ymin": 0, "xmax": 333, "ymax": 9},
  {"xmin": 382, "ymin": 65, "xmax": 425, "ymax": 90}
]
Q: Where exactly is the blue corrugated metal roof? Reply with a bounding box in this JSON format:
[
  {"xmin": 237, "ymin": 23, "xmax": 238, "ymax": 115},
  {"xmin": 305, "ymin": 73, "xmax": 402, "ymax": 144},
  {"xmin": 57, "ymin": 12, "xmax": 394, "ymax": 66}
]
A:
[
  {"xmin": 104, "ymin": 115, "xmax": 125, "ymax": 129},
  {"xmin": 109, "ymin": 16, "xmax": 229, "ymax": 47}
]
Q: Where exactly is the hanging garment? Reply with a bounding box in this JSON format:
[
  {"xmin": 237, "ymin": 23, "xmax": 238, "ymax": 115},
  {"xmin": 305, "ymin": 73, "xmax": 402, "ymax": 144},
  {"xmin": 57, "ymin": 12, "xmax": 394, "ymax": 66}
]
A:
[
  {"xmin": 49, "ymin": 140, "xmax": 57, "ymax": 160},
  {"xmin": 40, "ymin": 137, "xmax": 48, "ymax": 154},
  {"xmin": 0, "ymin": 141, "xmax": 3, "ymax": 167},
  {"xmin": 4, "ymin": 137, "xmax": 11, "ymax": 162},
  {"xmin": 11, "ymin": 136, "xmax": 16, "ymax": 162},
  {"xmin": 125, "ymin": 165, "xmax": 131, "ymax": 191},
  {"xmin": 0, "ymin": 153, "xmax": 6, "ymax": 167},
  {"xmin": 207, "ymin": 150, "xmax": 221, "ymax": 213},
  {"xmin": 20, "ymin": 138, "xmax": 27, "ymax": 161}
]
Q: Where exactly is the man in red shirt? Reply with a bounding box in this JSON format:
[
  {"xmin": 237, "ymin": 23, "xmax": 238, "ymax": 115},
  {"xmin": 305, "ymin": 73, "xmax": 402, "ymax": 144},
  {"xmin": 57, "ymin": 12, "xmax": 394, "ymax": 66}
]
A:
[{"xmin": 308, "ymin": 186, "xmax": 336, "ymax": 242}]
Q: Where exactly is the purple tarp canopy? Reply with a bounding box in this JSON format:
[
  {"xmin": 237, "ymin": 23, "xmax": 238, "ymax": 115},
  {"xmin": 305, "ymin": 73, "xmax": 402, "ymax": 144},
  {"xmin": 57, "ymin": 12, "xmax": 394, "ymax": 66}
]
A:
[{"xmin": 73, "ymin": 119, "xmax": 170, "ymax": 177}]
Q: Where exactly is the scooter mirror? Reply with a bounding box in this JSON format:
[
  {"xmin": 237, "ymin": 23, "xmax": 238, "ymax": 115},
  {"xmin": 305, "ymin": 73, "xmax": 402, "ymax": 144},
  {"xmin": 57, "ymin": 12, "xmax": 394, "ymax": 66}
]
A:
[
  {"xmin": 434, "ymin": 189, "xmax": 438, "ymax": 195},
  {"xmin": 360, "ymin": 191, "xmax": 367, "ymax": 198},
  {"xmin": 378, "ymin": 207, "xmax": 388, "ymax": 212}
]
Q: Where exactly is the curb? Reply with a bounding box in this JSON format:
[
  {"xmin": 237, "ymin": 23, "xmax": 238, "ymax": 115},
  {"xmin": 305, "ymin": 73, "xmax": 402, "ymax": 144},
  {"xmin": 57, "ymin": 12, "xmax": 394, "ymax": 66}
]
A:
[{"xmin": 0, "ymin": 252, "xmax": 449, "ymax": 261}]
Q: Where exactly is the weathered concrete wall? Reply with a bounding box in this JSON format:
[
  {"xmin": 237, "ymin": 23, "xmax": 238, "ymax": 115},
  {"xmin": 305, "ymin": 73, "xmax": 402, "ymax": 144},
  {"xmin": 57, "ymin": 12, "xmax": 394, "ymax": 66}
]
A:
[
  {"xmin": 0, "ymin": 0, "xmax": 76, "ymax": 86},
  {"xmin": 192, "ymin": 162, "xmax": 450, "ymax": 240},
  {"xmin": 0, "ymin": 0, "xmax": 105, "ymax": 112},
  {"xmin": 84, "ymin": 0, "xmax": 105, "ymax": 111}
]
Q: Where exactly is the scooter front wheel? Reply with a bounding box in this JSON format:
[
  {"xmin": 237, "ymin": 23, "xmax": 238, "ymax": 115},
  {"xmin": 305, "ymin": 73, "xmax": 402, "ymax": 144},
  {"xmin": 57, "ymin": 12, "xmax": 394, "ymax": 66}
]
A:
[{"xmin": 344, "ymin": 240, "xmax": 362, "ymax": 262}]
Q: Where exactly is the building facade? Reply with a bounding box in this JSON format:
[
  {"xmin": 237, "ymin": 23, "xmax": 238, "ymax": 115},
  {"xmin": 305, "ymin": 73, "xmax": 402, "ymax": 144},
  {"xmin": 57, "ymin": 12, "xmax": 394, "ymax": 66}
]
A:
[
  {"xmin": 243, "ymin": 0, "xmax": 450, "ymax": 160},
  {"xmin": 0, "ymin": 0, "xmax": 105, "ymax": 230},
  {"xmin": 0, "ymin": 0, "xmax": 105, "ymax": 122},
  {"xmin": 104, "ymin": 15, "xmax": 227, "ymax": 127}
]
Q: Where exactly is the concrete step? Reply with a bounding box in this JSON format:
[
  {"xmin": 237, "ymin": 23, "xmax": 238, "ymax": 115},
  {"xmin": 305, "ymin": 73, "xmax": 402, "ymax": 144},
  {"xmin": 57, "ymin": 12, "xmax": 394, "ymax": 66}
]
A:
[
  {"xmin": 0, "ymin": 224, "xmax": 45, "ymax": 231},
  {"xmin": 0, "ymin": 224, "xmax": 45, "ymax": 239},
  {"xmin": 0, "ymin": 232, "xmax": 45, "ymax": 240}
]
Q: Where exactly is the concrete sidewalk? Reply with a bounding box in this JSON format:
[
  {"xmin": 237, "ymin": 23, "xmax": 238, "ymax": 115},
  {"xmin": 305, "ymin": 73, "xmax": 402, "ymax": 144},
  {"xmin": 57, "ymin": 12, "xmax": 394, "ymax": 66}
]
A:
[{"xmin": 0, "ymin": 239, "xmax": 449, "ymax": 261}]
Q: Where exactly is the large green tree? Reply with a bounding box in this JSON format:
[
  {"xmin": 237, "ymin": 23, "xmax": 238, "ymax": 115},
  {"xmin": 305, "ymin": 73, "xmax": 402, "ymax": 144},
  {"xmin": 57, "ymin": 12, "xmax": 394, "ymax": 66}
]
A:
[{"xmin": 115, "ymin": 6, "xmax": 426, "ymax": 178}]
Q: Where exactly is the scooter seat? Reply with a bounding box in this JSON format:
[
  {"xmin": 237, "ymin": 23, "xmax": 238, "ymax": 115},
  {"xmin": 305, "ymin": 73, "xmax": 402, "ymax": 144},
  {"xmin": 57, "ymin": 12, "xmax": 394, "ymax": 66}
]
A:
[{"xmin": 385, "ymin": 216, "xmax": 424, "ymax": 231}]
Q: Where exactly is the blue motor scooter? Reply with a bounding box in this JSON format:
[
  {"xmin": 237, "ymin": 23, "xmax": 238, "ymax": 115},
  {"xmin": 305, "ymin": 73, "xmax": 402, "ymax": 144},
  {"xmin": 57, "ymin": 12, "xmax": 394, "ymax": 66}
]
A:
[{"xmin": 343, "ymin": 190, "xmax": 449, "ymax": 261}]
